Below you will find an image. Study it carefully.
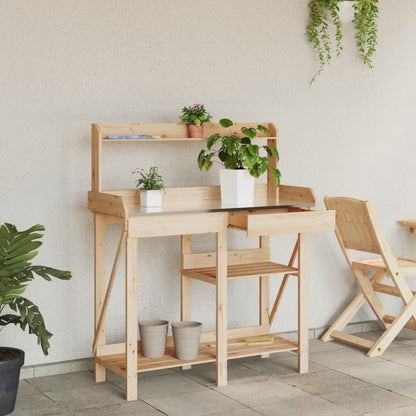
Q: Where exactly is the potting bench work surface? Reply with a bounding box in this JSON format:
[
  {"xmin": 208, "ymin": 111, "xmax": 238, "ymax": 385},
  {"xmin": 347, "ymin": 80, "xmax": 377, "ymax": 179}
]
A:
[{"xmin": 88, "ymin": 123, "xmax": 335, "ymax": 401}]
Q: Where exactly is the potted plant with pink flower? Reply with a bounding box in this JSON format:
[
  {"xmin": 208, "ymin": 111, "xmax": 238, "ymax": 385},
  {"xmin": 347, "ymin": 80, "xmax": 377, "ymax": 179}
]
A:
[{"xmin": 179, "ymin": 104, "xmax": 213, "ymax": 138}]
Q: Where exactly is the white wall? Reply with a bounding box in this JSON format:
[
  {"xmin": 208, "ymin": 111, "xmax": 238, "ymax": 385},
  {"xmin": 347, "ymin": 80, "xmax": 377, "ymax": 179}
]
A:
[{"xmin": 1, "ymin": 0, "xmax": 416, "ymax": 366}]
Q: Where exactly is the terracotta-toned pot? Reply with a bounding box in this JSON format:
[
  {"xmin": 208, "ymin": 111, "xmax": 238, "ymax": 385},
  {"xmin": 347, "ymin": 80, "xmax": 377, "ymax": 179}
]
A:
[{"xmin": 187, "ymin": 124, "xmax": 204, "ymax": 138}]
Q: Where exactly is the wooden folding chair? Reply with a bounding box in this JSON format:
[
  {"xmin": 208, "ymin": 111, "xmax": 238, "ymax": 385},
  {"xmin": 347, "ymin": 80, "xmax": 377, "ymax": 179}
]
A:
[{"xmin": 321, "ymin": 196, "xmax": 416, "ymax": 357}]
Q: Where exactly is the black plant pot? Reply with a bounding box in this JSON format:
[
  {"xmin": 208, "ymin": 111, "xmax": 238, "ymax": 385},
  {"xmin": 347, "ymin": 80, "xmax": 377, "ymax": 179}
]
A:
[{"xmin": 0, "ymin": 347, "xmax": 24, "ymax": 416}]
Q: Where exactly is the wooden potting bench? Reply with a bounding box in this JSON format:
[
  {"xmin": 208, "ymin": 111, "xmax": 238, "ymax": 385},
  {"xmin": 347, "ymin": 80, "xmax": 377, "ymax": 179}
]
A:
[{"xmin": 88, "ymin": 122, "xmax": 335, "ymax": 401}]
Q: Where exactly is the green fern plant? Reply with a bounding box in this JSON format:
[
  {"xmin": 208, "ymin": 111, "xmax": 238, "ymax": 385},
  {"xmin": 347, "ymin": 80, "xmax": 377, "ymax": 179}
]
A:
[{"xmin": 0, "ymin": 223, "xmax": 71, "ymax": 355}]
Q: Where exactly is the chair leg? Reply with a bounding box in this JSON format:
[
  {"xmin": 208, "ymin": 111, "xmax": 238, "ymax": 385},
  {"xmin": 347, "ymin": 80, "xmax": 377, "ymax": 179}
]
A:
[
  {"xmin": 321, "ymin": 292, "xmax": 366, "ymax": 342},
  {"xmin": 322, "ymin": 271, "xmax": 386, "ymax": 342},
  {"xmin": 368, "ymin": 294, "xmax": 416, "ymax": 357},
  {"xmin": 352, "ymin": 270, "xmax": 389, "ymax": 327}
]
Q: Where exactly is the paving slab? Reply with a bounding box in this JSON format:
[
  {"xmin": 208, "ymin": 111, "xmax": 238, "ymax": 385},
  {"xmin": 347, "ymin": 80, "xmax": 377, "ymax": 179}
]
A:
[{"xmin": 321, "ymin": 385, "xmax": 416, "ymax": 414}]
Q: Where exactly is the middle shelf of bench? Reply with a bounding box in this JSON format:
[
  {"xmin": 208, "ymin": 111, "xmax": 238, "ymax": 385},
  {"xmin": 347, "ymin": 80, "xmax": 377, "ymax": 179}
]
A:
[{"xmin": 182, "ymin": 261, "xmax": 298, "ymax": 284}]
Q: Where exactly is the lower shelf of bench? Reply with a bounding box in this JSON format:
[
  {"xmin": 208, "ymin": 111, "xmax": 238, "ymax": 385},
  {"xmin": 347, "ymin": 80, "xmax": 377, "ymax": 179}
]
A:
[{"xmin": 96, "ymin": 335, "xmax": 298, "ymax": 378}]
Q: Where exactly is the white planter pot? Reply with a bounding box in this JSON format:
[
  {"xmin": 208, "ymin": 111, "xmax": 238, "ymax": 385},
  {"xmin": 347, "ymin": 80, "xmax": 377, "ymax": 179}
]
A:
[
  {"xmin": 140, "ymin": 190, "xmax": 162, "ymax": 207},
  {"xmin": 219, "ymin": 168, "xmax": 255, "ymax": 207},
  {"xmin": 338, "ymin": 1, "xmax": 354, "ymax": 23}
]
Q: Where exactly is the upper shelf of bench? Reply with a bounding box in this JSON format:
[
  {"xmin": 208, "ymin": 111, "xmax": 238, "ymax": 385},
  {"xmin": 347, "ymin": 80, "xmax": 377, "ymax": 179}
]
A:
[
  {"xmin": 94, "ymin": 123, "xmax": 277, "ymax": 142},
  {"xmin": 91, "ymin": 122, "xmax": 279, "ymax": 198}
]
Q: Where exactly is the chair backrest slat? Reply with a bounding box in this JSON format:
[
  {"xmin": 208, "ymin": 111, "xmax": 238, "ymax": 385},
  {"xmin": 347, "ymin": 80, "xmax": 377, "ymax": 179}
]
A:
[{"xmin": 325, "ymin": 197, "xmax": 380, "ymax": 254}]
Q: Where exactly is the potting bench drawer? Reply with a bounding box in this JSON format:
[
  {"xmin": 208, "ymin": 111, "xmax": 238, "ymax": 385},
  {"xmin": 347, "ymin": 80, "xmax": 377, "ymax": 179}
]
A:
[{"xmin": 228, "ymin": 208, "xmax": 335, "ymax": 236}]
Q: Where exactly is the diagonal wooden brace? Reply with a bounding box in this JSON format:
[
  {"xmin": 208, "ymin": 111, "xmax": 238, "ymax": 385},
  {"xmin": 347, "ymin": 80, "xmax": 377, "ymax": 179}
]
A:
[
  {"xmin": 368, "ymin": 293, "xmax": 416, "ymax": 357},
  {"xmin": 269, "ymin": 237, "xmax": 299, "ymax": 325},
  {"xmin": 92, "ymin": 228, "xmax": 127, "ymax": 355}
]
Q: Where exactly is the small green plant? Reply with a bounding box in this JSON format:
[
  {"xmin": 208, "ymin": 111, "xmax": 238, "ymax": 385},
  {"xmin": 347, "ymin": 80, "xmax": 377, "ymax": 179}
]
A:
[
  {"xmin": 0, "ymin": 223, "xmax": 72, "ymax": 355},
  {"xmin": 179, "ymin": 104, "xmax": 213, "ymax": 126},
  {"xmin": 132, "ymin": 166, "xmax": 166, "ymax": 191},
  {"xmin": 198, "ymin": 118, "xmax": 281, "ymax": 187},
  {"xmin": 307, "ymin": 0, "xmax": 378, "ymax": 85}
]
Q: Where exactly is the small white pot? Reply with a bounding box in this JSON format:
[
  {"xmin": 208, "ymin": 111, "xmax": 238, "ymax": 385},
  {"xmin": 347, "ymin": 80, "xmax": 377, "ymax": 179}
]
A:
[
  {"xmin": 338, "ymin": 0, "xmax": 354, "ymax": 23},
  {"xmin": 140, "ymin": 190, "xmax": 162, "ymax": 207},
  {"xmin": 219, "ymin": 168, "xmax": 255, "ymax": 207}
]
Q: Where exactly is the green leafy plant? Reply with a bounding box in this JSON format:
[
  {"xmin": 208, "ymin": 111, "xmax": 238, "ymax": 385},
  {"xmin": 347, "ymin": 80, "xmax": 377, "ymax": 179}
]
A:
[
  {"xmin": 179, "ymin": 104, "xmax": 213, "ymax": 126},
  {"xmin": 0, "ymin": 223, "xmax": 72, "ymax": 355},
  {"xmin": 307, "ymin": 0, "xmax": 343, "ymax": 85},
  {"xmin": 352, "ymin": 0, "xmax": 378, "ymax": 68},
  {"xmin": 198, "ymin": 118, "xmax": 281, "ymax": 187},
  {"xmin": 307, "ymin": 0, "xmax": 378, "ymax": 84},
  {"xmin": 132, "ymin": 166, "xmax": 166, "ymax": 191}
]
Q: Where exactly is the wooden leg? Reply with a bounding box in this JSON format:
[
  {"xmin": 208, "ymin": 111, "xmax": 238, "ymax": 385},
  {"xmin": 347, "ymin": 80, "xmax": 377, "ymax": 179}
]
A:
[
  {"xmin": 259, "ymin": 236, "xmax": 270, "ymax": 326},
  {"xmin": 321, "ymin": 293, "xmax": 366, "ymax": 342},
  {"xmin": 181, "ymin": 235, "xmax": 192, "ymax": 321},
  {"xmin": 181, "ymin": 235, "xmax": 192, "ymax": 370},
  {"xmin": 92, "ymin": 228, "xmax": 126, "ymax": 355},
  {"xmin": 368, "ymin": 294, "xmax": 416, "ymax": 357},
  {"xmin": 321, "ymin": 271, "xmax": 386, "ymax": 342},
  {"xmin": 259, "ymin": 236, "xmax": 270, "ymax": 358},
  {"xmin": 298, "ymin": 233, "xmax": 308, "ymax": 374},
  {"xmin": 94, "ymin": 214, "xmax": 106, "ymax": 382},
  {"xmin": 216, "ymin": 228, "xmax": 227, "ymax": 386},
  {"xmin": 353, "ymin": 269, "xmax": 388, "ymax": 325},
  {"xmin": 125, "ymin": 237, "xmax": 138, "ymax": 401}
]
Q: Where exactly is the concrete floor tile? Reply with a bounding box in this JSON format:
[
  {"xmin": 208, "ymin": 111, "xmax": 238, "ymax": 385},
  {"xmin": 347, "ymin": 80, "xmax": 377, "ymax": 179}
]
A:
[
  {"xmin": 177, "ymin": 361, "xmax": 263, "ymax": 386},
  {"xmin": 106, "ymin": 367, "xmax": 177, "ymax": 389},
  {"xmin": 381, "ymin": 347, "xmax": 416, "ymax": 369},
  {"xmin": 339, "ymin": 361, "xmax": 416, "ymax": 385},
  {"xmin": 72, "ymin": 400, "xmax": 164, "ymax": 415},
  {"xmin": 396, "ymin": 329, "xmax": 416, "ymax": 342},
  {"xmin": 321, "ymin": 385, "xmax": 416, "ymax": 414},
  {"xmin": 214, "ymin": 378, "xmax": 308, "ymax": 407},
  {"xmin": 208, "ymin": 409, "xmax": 262, "ymax": 416},
  {"xmin": 308, "ymin": 339, "xmax": 349, "ymax": 353},
  {"xmin": 13, "ymin": 392, "xmax": 70, "ymax": 415},
  {"xmin": 144, "ymin": 389, "xmax": 244, "ymax": 416},
  {"xmin": 281, "ymin": 369, "xmax": 369, "ymax": 395},
  {"xmin": 136, "ymin": 373, "xmax": 206, "ymax": 399},
  {"xmin": 45, "ymin": 383, "xmax": 125, "ymax": 411},
  {"xmin": 309, "ymin": 346, "xmax": 383, "ymax": 369},
  {"xmin": 363, "ymin": 405, "xmax": 416, "ymax": 416},
  {"xmin": 239, "ymin": 354, "xmax": 325, "ymax": 377},
  {"xmin": 255, "ymin": 394, "xmax": 359, "ymax": 416},
  {"xmin": 16, "ymin": 379, "xmax": 39, "ymax": 396},
  {"xmin": 26, "ymin": 370, "xmax": 96, "ymax": 392},
  {"xmin": 382, "ymin": 378, "xmax": 416, "ymax": 400}
]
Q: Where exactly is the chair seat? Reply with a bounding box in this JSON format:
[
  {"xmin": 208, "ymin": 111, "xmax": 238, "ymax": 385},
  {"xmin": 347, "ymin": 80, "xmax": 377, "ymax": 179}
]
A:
[{"xmin": 352, "ymin": 257, "xmax": 416, "ymax": 276}]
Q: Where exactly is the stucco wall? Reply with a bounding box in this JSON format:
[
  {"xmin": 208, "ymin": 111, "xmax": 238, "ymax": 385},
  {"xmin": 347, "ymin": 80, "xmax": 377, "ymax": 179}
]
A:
[{"xmin": 1, "ymin": 0, "xmax": 416, "ymax": 366}]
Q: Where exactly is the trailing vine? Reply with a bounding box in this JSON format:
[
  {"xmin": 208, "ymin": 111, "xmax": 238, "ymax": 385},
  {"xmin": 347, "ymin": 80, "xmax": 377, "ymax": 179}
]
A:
[
  {"xmin": 307, "ymin": 0, "xmax": 343, "ymax": 85},
  {"xmin": 307, "ymin": 0, "xmax": 379, "ymax": 84},
  {"xmin": 353, "ymin": 0, "xmax": 378, "ymax": 68}
]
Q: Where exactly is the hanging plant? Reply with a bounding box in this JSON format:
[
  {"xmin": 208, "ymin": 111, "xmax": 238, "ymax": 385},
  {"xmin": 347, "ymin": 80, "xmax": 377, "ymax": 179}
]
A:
[
  {"xmin": 307, "ymin": 0, "xmax": 343, "ymax": 85},
  {"xmin": 352, "ymin": 0, "xmax": 378, "ymax": 68},
  {"xmin": 307, "ymin": 0, "xmax": 378, "ymax": 85}
]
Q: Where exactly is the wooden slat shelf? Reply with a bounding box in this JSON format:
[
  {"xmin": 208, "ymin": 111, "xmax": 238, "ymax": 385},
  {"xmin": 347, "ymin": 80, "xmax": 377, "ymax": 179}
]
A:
[
  {"xmin": 96, "ymin": 335, "xmax": 298, "ymax": 377},
  {"xmin": 103, "ymin": 137, "xmax": 207, "ymax": 143},
  {"xmin": 183, "ymin": 262, "xmax": 298, "ymax": 284}
]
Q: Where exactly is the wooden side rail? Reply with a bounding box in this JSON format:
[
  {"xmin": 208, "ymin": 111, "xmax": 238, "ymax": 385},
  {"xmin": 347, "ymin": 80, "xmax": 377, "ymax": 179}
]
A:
[{"xmin": 88, "ymin": 191, "xmax": 127, "ymax": 218}]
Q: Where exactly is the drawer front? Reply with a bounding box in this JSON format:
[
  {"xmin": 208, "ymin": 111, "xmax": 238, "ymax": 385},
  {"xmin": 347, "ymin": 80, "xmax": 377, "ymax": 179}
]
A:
[{"xmin": 229, "ymin": 209, "xmax": 335, "ymax": 236}]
